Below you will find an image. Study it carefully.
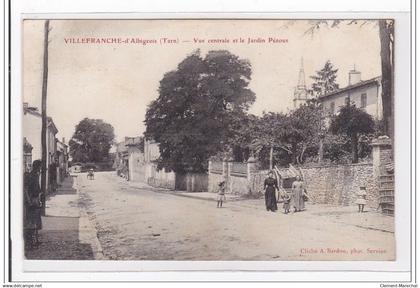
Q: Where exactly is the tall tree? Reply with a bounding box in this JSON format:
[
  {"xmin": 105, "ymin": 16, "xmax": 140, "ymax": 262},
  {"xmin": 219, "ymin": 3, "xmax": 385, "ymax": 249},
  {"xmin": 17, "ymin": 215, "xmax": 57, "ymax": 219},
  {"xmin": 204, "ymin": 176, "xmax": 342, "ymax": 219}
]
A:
[
  {"xmin": 378, "ymin": 19, "xmax": 394, "ymax": 140},
  {"xmin": 330, "ymin": 103, "xmax": 375, "ymax": 163},
  {"xmin": 145, "ymin": 50, "xmax": 255, "ymax": 173},
  {"xmin": 309, "ymin": 60, "xmax": 339, "ymax": 97},
  {"xmin": 40, "ymin": 20, "xmax": 50, "ymax": 215},
  {"xmin": 69, "ymin": 118, "xmax": 115, "ymax": 163}
]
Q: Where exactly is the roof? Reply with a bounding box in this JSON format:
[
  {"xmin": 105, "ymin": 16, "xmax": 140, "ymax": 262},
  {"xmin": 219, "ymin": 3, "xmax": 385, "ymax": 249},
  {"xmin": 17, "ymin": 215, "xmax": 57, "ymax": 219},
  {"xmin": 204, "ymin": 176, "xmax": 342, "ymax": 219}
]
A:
[
  {"xmin": 47, "ymin": 117, "xmax": 58, "ymax": 134},
  {"xmin": 319, "ymin": 76, "xmax": 381, "ymax": 100}
]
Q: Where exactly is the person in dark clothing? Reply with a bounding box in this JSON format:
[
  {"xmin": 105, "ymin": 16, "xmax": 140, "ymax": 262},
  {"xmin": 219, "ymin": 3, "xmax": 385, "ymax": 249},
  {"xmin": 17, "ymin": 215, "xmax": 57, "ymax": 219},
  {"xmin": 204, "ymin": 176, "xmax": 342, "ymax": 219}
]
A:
[
  {"xmin": 264, "ymin": 171, "xmax": 279, "ymax": 212},
  {"xmin": 24, "ymin": 160, "xmax": 42, "ymax": 249}
]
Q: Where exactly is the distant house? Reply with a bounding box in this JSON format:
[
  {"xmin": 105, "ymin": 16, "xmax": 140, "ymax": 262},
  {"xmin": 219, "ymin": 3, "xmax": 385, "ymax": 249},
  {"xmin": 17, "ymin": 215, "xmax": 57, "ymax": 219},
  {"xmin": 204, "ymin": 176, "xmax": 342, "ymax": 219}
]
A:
[
  {"xmin": 143, "ymin": 139, "xmax": 176, "ymax": 189},
  {"xmin": 114, "ymin": 139, "xmax": 130, "ymax": 179},
  {"xmin": 318, "ymin": 70, "xmax": 382, "ymax": 120},
  {"xmin": 56, "ymin": 138, "xmax": 69, "ymax": 183},
  {"xmin": 23, "ymin": 137, "xmax": 33, "ymax": 173},
  {"xmin": 291, "ymin": 61, "xmax": 382, "ymax": 121},
  {"xmin": 22, "ymin": 102, "xmax": 59, "ymax": 191},
  {"xmin": 125, "ymin": 136, "xmax": 145, "ymax": 182}
]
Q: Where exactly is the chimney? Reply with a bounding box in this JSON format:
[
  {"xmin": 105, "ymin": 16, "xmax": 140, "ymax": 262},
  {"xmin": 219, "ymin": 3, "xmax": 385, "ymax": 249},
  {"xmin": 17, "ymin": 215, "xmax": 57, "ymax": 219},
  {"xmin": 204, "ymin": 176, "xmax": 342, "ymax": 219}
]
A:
[
  {"xmin": 62, "ymin": 137, "xmax": 66, "ymax": 144},
  {"xmin": 348, "ymin": 66, "xmax": 361, "ymax": 85}
]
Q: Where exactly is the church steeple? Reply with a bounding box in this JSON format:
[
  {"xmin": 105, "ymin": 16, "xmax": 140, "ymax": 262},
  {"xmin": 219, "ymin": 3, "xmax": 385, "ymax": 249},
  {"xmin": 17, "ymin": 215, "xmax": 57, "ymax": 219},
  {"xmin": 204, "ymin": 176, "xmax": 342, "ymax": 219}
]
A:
[
  {"xmin": 297, "ymin": 57, "xmax": 306, "ymax": 88},
  {"xmin": 293, "ymin": 57, "xmax": 309, "ymax": 109}
]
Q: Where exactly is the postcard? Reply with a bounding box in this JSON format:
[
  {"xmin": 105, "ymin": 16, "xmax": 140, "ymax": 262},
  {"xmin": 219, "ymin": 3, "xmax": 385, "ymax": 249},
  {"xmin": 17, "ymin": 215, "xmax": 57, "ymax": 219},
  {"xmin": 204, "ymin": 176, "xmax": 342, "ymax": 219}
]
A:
[{"xmin": 12, "ymin": 15, "xmax": 413, "ymax": 282}]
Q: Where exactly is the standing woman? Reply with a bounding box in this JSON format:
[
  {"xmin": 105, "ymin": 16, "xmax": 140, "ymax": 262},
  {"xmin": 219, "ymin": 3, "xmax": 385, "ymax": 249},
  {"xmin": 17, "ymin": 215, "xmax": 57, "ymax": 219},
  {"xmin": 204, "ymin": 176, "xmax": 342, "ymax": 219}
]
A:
[
  {"xmin": 264, "ymin": 171, "xmax": 279, "ymax": 212},
  {"xmin": 292, "ymin": 175, "xmax": 305, "ymax": 212},
  {"xmin": 24, "ymin": 160, "xmax": 43, "ymax": 248}
]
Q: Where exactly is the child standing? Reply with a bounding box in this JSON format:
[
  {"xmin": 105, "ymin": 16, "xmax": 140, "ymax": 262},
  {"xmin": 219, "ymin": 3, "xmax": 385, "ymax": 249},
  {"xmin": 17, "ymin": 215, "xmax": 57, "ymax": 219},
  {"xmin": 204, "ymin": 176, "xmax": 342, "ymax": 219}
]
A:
[
  {"xmin": 356, "ymin": 186, "xmax": 367, "ymax": 213},
  {"xmin": 217, "ymin": 181, "xmax": 226, "ymax": 208},
  {"xmin": 282, "ymin": 192, "xmax": 291, "ymax": 214}
]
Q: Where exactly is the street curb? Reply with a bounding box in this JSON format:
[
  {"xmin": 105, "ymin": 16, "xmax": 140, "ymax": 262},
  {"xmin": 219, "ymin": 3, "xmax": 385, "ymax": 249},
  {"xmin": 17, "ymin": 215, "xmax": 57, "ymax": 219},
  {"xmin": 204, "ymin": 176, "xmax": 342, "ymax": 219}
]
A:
[
  {"xmin": 126, "ymin": 181, "xmax": 245, "ymax": 202},
  {"xmin": 168, "ymin": 192, "xmax": 242, "ymax": 203},
  {"xmin": 75, "ymin": 175, "xmax": 106, "ymax": 260},
  {"xmin": 79, "ymin": 209, "xmax": 106, "ymax": 260}
]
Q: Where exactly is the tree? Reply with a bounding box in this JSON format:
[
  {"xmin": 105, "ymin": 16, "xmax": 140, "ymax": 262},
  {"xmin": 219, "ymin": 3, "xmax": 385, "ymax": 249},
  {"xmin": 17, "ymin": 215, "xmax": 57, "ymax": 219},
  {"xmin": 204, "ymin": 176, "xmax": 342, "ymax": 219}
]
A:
[
  {"xmin": 69, "ymin": 118, "xmax": 115, "ymax": 163},
  {"xmin": 249, "ymin": 102, "xmax": 325, "ymax": 167},
  {"xmin": 226, "ymin": 113, "xmax": 259, "ymax": 162},
  {"xmin": 284, "ymin": 102, "xmax": 325, "ymax": 164},
  {"xmin": 145, "ymin": 50, "xmax": 255, "ymax": 173},
  {"xmin": 250, "ymin": 112, "xmax": 289, "ymax": 169},
  {"xmin": 378, "ymin": 20, "xmax": 394, "ymax": 140},
  {"xmin": 309, "ymin": 60, "xmax": 339, "ymax": 97},
  {"xmin": 330, "ymin": 104, "xmax": 375, "ymax": 163}
]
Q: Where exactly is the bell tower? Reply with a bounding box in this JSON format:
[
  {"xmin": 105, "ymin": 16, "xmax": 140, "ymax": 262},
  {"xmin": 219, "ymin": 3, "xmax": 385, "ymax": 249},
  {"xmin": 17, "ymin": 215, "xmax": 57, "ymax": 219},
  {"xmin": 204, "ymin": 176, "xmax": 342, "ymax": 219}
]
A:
[{"xmin": 293, "ymin": 58, "xmax": 309, "ymax": 109}]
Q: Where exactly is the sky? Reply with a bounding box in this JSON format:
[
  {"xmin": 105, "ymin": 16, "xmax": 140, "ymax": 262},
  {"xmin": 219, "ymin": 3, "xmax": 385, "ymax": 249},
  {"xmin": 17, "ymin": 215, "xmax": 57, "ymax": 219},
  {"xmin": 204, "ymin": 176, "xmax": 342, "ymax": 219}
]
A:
[{"xmin": 23, "ymin": 19, "xmax": 381, "ymax": 143}]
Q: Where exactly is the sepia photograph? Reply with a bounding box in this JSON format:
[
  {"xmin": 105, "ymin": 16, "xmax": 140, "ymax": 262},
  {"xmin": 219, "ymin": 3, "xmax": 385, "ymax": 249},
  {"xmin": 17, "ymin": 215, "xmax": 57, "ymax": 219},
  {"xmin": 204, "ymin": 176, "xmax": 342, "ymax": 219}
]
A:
[{"xmin": 21, "ymin": 19, "xmax": 395, "ymax": 262}]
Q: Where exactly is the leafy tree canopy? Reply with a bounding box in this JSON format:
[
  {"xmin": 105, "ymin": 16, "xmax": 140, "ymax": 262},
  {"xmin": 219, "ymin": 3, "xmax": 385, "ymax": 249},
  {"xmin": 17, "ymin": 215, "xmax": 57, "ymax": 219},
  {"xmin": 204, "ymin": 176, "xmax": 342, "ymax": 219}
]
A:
[
  {"xmin": 145, "ymin": 50, "xmax": 255, "ymax": 173},
  {"xmin": 249, "ymin": 101, "xmax": 325, "ymax": 166},
  {"xmin": 330, "ymin": 104, "xmax": 375, "ymax": 137},
  {"xmin": 69, "ymin": 118, "xmax": 115, "ymax": 163},
  {"xmin": 330, "ymin": 104, "xmax": 375, "ymax": 163}
]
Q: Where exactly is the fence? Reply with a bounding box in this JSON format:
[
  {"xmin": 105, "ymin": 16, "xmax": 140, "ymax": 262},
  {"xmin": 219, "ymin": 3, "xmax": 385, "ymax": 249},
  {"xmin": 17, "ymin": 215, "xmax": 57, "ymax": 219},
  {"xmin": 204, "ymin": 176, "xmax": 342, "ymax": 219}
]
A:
[{"xmin": 208, "ymin": 158, "xmax": 258, "ymax": 195}]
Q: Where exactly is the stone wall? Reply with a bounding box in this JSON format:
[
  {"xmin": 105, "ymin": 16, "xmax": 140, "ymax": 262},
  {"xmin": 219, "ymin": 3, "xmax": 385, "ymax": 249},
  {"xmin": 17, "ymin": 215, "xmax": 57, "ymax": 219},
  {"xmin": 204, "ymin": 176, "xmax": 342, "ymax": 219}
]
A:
[
  {"xmin": 208, "ymin": 158, "xmax": 381, "ymax": 208},
  {"xmin": 299, "ymin": 163, "xmax": 377, "ymax": 207}
]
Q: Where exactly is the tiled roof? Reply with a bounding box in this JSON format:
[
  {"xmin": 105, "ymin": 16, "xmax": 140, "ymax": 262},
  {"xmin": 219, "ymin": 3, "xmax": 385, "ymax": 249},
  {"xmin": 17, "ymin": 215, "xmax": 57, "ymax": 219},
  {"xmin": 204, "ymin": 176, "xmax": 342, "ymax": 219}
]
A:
[{"xmin": 319, "ymin": 76, "xmax": 381, "ymax": 100}]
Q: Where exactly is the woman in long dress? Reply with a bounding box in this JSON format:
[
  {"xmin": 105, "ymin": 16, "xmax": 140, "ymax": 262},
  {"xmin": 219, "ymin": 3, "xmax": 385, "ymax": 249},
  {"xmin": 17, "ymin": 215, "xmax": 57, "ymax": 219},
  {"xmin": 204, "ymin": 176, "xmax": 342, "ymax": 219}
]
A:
[
  {"xmin": 264, "ymin": 171, "xmax": 279, "ymax": 212},
  {"xmin": 292, "ymin": 175, "xmax": 305, "ymax": 212},
  {"xmin": 24, "ymin": 160, "xmax": 43, "ymax": 248}
]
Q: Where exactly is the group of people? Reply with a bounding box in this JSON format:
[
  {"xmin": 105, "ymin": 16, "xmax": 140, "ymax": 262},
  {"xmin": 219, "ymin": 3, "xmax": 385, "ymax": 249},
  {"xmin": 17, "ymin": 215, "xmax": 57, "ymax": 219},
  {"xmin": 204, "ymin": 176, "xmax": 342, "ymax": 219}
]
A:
[
  {"xmin": 215, "ymin": 170, "xmax": 308, "ymax": 213},
  {"xmin": 264, "ymin": 171, "xmax": 307, "ymax": 214},
  {"xmin": 23, "ymin": 160, "xmax": 43, "ymax": 249}
]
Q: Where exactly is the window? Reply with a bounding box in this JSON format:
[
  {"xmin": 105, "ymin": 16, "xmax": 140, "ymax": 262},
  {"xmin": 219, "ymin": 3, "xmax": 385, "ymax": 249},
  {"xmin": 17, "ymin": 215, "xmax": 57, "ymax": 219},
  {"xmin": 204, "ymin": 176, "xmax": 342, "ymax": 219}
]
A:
[
  {"xmin": 345, "ymin": 96, "xmax": 350, "ymax": 106},
  {"xmin": 330, "ymin": 102, "xmax": 335, "ymax": 114},
  {"xmin": 361, "ymin": 93, "xmax": 367, "ymax": 109}
]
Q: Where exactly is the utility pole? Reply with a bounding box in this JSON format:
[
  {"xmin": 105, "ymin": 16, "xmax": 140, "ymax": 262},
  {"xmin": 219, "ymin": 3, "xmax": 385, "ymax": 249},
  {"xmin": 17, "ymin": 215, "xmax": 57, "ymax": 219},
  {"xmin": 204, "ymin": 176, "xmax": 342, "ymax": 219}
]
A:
[{"xmin": 41, "ymin": 20, "xmax": 50, "ymax": 216}]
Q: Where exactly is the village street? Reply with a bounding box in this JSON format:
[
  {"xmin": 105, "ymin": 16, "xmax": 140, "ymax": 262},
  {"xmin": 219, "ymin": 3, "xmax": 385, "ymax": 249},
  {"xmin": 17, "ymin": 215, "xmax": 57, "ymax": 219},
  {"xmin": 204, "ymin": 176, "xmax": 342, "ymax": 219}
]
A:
[{"xmin": 74, "ymin": 171, "xmax": 395, "ymax": 261}]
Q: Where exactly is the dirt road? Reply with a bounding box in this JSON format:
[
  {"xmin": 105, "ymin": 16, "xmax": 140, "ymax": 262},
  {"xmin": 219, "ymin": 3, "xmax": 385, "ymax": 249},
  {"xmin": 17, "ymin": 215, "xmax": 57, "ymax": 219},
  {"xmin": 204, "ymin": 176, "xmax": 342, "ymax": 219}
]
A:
[{"xmin": 77, "ymin": 171, "xmax": 394, "ymax": 260}]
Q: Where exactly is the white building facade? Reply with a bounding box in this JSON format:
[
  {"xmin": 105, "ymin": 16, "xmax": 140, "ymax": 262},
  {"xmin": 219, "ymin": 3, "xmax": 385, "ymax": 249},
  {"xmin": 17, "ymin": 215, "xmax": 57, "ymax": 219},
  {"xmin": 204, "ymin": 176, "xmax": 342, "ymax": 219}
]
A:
[
  {"xmin": 22, "ymin": 103, "xmax": 59, "ymax": 191},
  {"xmin": 318, "ymin": 71, "xmax": 382, "ymax": 120}
]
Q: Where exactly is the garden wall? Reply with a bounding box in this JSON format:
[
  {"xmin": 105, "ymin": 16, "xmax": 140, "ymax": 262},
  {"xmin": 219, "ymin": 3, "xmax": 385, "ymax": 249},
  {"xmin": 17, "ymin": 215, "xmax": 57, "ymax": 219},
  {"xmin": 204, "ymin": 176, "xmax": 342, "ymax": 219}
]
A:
[
  {"xmin": 298, "ymin": 163, "xmax": 377, "ymax": 207},
  {"xmin": 209, "ymin": 160, "xmax": 379, "ymax": 208}
]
